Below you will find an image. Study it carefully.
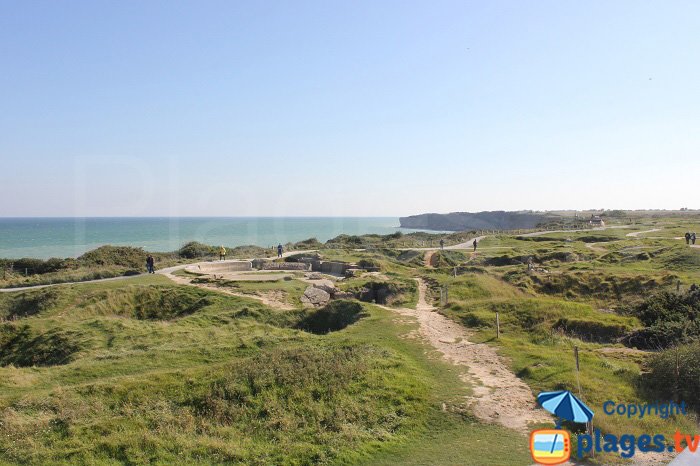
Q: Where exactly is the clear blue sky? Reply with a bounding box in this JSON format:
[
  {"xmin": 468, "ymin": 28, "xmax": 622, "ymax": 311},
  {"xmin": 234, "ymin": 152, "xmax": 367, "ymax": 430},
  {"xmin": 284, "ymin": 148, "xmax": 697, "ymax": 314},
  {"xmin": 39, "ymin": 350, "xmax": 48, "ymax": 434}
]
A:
[{"xmin": 1, "ymin": 1, "xmax": 698, "ymax": 216}]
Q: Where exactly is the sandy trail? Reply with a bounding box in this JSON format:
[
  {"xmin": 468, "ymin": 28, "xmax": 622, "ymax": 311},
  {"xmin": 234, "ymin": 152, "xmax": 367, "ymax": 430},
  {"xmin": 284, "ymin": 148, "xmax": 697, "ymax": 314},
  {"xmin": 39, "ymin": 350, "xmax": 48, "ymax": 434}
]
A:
[
  {"xmin": 385, "ymin": 278, "xmax": 551, "ymax": 433},
  {"xmin": 585, "ymin": 242, "xmax": 609, "ymax": 253},
  {"xmin": 626, "ymin": 228, "xmax": 662, "ymax": 237},
  {"xmin": 161, "ymin": 269, "xmax": 296, "ymax": 310},
  {"xmin": 519, "ymin": 226, "xmax": 630, "ymax": 237},
  {"xmin": 423, "ymin": 250, "xmax": 435, "ymax": 267}
]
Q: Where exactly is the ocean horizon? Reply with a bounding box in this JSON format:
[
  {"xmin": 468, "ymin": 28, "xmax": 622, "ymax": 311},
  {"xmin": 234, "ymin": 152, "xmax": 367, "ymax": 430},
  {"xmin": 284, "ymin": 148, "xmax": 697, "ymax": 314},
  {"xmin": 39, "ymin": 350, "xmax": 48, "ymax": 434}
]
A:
[{"xmin": 0, "ymin": 217, "xmax": 430, "ymax": 260}]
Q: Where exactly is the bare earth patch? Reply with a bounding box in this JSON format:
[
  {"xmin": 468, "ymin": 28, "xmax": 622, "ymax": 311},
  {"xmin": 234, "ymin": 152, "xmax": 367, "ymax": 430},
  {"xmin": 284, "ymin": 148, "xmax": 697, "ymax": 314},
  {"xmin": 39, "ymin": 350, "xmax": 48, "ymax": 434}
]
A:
[
  {"xmin": 161, "ymin": 271, "xmax": 296, "ymax": 310},
  {"xmin": 384, "ymin": 278, "xmax": 551, "ymax": 433}
]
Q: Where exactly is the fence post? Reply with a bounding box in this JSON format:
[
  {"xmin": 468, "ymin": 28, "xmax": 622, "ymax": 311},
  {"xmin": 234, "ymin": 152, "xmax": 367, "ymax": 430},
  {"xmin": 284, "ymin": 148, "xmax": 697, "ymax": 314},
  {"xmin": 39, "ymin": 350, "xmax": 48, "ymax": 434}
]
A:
[{"xmin": 496, "ymin": 312, "xmax": 500, "ymax": 339}]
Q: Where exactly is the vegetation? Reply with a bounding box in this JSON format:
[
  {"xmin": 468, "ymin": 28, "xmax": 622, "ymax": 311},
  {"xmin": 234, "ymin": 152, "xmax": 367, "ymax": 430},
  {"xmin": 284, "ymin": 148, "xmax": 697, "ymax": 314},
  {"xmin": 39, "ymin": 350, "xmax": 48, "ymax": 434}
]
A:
[
  {"xmin": 645, "ymin": 343, "xmax": 700, "ymax": 410},
  {"xmin": 0, "ymin": 276, "xmax": 530, "ymax": 465},
  {"xmin": 626, "ymin": 289, "xmax": 700, "ymax": 349},
  {"xmin": 2, "ymin": 212, "xmax": 700, "ymax": 464}
]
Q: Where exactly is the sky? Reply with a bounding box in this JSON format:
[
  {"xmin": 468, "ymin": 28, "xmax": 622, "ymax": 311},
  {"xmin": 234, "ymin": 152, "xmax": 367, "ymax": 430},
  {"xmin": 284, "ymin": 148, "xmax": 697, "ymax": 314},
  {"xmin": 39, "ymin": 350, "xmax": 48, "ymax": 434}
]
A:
[{"xmin": 1, "ymin": 0, "xmax": 699, "ymax": 217}]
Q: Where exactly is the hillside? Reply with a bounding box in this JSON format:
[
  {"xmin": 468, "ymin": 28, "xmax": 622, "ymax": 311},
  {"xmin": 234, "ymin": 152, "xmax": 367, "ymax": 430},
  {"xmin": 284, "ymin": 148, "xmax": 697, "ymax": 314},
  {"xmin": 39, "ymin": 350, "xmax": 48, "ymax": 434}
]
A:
[{"xmin": 399, "ymin": 210, "xmax": 553, "ymax": 231}]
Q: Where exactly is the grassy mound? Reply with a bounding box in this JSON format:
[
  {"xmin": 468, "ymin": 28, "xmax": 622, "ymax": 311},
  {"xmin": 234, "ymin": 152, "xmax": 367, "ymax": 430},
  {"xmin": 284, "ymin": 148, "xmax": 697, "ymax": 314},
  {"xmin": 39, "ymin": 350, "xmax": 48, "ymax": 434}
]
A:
[
  {"xmin": 185, "ymin": 344, "xmax": 421, "ymax": 463},
  {"xmin": 0, "ymin": 323, "xmax": 83, "ymax": 367},
  {"xmin": 78, "ymin": 245, "xmax": 147, "ymax": 268},
  {"xmin": 503, "ymin": 269, "xmax": 677, "ymax": 303},
  {"xmin": 0, "ymin": 287, "xmax": 68, "ymax": 320},
  {"xmin": 80, "ymin": 285, "xmax": 215, "ymax": 320}
]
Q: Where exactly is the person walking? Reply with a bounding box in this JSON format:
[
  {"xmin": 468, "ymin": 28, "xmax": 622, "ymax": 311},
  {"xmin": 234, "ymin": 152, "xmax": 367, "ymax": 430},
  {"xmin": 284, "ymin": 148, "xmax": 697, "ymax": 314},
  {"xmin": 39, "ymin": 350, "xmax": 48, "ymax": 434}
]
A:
[
  {"xmin": 146, "ymin": 255, "xmax": 155, "ymax": 274},
  {"xmin": 473, "ymin": 238, "xmax": 478, "ymax": 252},
  {"xmin": 439, "ymin": 239, "xmax": 445, "ymax": 250},
  {"xmin": 692, "ymin": 232, "xmax": 697, "ymax": 245},
  {"xmin": 685, "ymin": 232, "xmax": 691, "ymax": 245},
  {"xmin": 219, "ymin": 246, "xmax": 226, "ymax": 261},
  {"xmin": 277, "ymin": 243, "xmax": 283, "ymax": 258}
]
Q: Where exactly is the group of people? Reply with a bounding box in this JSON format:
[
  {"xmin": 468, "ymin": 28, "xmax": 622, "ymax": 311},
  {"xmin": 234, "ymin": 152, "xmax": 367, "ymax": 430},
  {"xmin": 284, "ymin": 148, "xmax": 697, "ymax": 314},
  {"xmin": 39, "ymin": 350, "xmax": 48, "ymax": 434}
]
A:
[
  {"xmin": 216, "ymin": 244, "xmax": 284, "ymax": 261},
  {"xmin": 685, "ymin": 232, "xmax": 697, "ymax": 245}
]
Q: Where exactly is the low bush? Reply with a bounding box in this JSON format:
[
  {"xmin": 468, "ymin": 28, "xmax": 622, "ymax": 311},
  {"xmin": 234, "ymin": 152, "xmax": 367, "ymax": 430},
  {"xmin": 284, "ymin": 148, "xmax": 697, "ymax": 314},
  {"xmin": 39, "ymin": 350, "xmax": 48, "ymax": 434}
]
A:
[
  {"xmin": 626, "ymin": 289, "xmax": 700, "ymax": 348},
  {"xmin": 357, "ymin": 258, "xmax": 381, "ymax": 270},
  {"xmin": 178, "ymin": 241, "xmax": 214, "ymax": 259},
  {"xmin": 78, "ymin": 245, "xmax": 147, "ymax": 268},
  {"xmin": 644, "ymin": 343, "xmax": 700, "ymax": 410}
]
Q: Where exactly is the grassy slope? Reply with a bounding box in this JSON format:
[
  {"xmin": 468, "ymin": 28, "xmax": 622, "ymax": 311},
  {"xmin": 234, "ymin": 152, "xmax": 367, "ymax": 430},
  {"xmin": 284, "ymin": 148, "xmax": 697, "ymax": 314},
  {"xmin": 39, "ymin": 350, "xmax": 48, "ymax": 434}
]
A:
[
  {"xmin": 0, "ymin": 275, "xmax": 530, "ymax": 465},
  {"xmin": 431, "ymin": 221, "xmax": 700, "ymax": 463}
]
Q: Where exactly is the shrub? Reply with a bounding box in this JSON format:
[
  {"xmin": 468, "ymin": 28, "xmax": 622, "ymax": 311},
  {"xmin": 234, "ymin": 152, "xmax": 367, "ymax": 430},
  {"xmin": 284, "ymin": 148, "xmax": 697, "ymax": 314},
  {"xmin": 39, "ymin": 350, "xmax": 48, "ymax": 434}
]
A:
[
  {"xmin": 178, "ymin": 241, "xmax": 214, "ymax": 259},
  {"xmin": 357, "ymin": 258, "xmax": 381, "ymax": 270},
  {"xmin": 627, "ymin": 289, "xmax": 700, "ymax": 348},
  {"xmin": 644, "ymin": 343, "xmax": 700, "ymax": 410},
  {"xmin": 78, "ymin": 246, "xmax": 147, "ymax": 268}
]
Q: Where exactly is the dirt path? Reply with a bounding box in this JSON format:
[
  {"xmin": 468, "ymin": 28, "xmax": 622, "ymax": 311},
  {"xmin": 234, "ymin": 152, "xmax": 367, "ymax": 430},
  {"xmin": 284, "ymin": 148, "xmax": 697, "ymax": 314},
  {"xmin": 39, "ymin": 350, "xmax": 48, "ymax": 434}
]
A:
[
  {"xmin": 585, "ymin": 242, "xmax": 608, "ymax": 253},
  {"xmin": 423, "ymin": 250, "xmax": 435, "ymax": 267},
  {"xmin": 386, "ymin": 278, "xmax": 551, "ymax": 433},
  {"xmin": 626, "ymin": 228, "xmax": 662, "ymax": 237},
  {"xmin": 161, "ymin": 269, "xmax": 296, "ymax": 310}
]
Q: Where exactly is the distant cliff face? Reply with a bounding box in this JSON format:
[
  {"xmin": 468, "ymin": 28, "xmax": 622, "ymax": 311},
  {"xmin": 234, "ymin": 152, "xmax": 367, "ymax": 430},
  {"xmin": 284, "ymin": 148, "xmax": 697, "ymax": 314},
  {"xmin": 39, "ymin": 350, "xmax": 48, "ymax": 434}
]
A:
[{"xmin": 399, "ymin": 211, "xmax": 550, "ymax": 231}]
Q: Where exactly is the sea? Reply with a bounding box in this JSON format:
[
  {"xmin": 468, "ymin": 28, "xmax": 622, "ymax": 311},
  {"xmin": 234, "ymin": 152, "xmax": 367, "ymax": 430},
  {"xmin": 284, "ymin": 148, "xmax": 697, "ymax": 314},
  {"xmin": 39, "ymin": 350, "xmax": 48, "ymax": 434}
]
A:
[{"xmin": 0, "ymin": 217, "xmax": 423, "ymax": 260}]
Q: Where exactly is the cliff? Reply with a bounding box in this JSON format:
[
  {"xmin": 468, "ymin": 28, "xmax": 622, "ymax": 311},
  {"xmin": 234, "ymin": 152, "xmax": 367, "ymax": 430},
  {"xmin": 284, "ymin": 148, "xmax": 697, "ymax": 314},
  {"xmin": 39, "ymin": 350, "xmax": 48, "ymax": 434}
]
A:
[{"xmin": 399, "ymin": 211, "xmax": 551, "ymax": 231}]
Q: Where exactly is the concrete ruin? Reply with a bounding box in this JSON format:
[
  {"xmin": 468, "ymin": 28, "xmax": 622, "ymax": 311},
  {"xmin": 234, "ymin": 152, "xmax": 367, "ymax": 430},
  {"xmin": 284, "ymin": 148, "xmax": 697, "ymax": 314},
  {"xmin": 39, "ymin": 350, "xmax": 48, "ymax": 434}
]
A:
[
  {"xmin": 185, "ymin": 261, "xmax": 253, "ymax": 274},
  {"xmin": 261, "ymin": 262, "xmax": 311, "ymax": 271}
]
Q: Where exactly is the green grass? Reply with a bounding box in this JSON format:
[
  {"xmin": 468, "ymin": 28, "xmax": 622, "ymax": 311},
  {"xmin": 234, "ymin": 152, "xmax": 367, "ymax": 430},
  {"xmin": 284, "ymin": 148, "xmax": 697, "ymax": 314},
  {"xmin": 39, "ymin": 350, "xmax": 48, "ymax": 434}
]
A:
[
  {"xmin": 0, "ymin": 275, "xmax": 531, "ymax": 465},
  {"xmin": 194, "ymin": 275, "xmax": 309, "ymax": 306},
  {"xmin": 4, "ymin": 214, "xmax": 700, "ymax": 464}
]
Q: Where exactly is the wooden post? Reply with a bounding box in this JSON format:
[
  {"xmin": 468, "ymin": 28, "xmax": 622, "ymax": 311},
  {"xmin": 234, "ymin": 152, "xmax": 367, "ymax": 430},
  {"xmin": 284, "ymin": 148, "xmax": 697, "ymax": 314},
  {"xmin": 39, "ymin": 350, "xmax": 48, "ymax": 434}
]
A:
[{"xmin": 496, "ymin": 312, "xmax": 500, "ymax": 339}]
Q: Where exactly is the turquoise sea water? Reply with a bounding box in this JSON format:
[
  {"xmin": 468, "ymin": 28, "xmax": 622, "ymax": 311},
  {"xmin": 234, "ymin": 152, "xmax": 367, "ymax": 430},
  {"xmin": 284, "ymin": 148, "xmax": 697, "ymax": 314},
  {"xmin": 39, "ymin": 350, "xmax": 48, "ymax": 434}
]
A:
[{"xmin": 0, "ymin": 217, "xmax": 416, "ymax": 259}]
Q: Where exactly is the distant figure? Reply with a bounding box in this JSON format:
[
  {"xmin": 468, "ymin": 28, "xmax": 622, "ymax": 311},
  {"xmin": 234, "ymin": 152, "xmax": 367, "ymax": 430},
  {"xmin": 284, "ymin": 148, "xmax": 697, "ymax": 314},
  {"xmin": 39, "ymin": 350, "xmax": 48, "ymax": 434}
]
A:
[
  {"xmin": 219, "ymin": 246, "xmax": 226, "ymax": 261},
  {"xmin": 473, "ymin": 239, "xmax": 478, "ymax": 252},
  {"xmin": 277, "ymin": 243, "xmax": 283, "ymax": 258},
  {"xmin": 692, "ymin": 232, "xmax": 697, "ymax": 245},
  {"xmin": 685, "ymin": 232, "xmax": 691, "ymax": 244},
  {"xmin": 439, "ymin": 239, "xmax": 445, "ymax": 250},
  {"xmin": 146, "ymin": 255, "xmax": 155, "ymax": 274}
]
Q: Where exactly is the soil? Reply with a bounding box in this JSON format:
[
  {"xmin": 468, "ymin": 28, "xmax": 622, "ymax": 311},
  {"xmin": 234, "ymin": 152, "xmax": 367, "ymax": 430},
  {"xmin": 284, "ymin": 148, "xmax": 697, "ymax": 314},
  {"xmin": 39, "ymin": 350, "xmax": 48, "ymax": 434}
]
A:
[{"xmin": 385, "ymin": 278, "xmax": 552, "ymax": 433}]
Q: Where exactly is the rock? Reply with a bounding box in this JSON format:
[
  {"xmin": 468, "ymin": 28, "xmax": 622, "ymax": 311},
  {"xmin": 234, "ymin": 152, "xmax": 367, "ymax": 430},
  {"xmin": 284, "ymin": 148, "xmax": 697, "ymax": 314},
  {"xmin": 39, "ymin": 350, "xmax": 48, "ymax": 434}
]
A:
[
  {"xmin": 313, "ymin": 284, "xmax": 337, "ymax": 295},
  {"xmin": 332, "ymin": 291, "xmax": 355, "ymax": 300},
  {"xmin": 301, "ymin": 286, "xmax": 331, "ymax": 307},
  {"xmin": 306, "ymin": 272, "xmax": 323, "ymax": 280}
]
